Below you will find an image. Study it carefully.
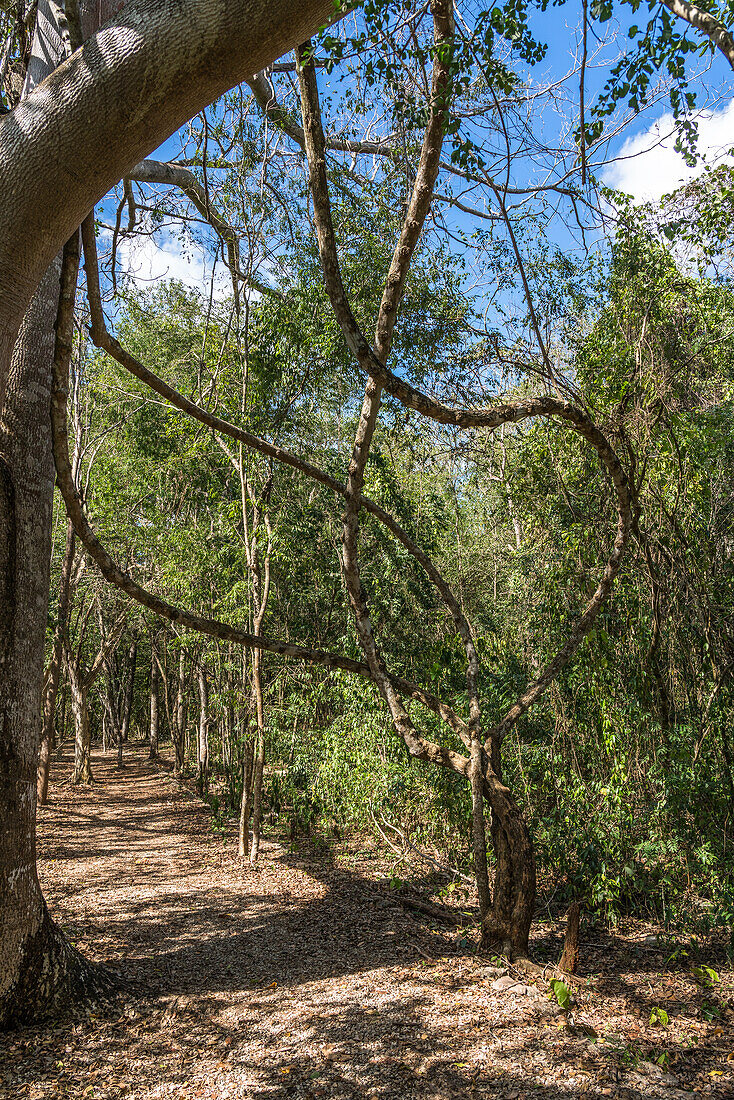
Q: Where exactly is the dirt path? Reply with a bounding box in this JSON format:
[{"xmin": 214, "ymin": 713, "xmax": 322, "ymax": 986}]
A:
[{"xmin": 1, "ymin": 747, "xmax": 732, "ymax": 1100}]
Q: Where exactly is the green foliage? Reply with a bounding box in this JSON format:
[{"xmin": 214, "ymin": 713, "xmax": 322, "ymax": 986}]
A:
[{"xmin": 549, "ymin": 979, "xmax": 572, "ymax": 1010}]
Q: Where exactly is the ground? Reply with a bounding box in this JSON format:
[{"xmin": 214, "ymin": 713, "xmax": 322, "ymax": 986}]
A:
[{"xmin": 1, "ymin": 746, "xmax": 733, "ymax": 1100}]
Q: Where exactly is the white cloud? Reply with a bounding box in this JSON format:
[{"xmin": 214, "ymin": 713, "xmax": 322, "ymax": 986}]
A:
[
  {"xmin": 114, "ymin": 230, "xmax": 230, "ymax": 298},
  {"xmin": 603, "ymin": 100, "xmax": 734, "ymax": 203}
]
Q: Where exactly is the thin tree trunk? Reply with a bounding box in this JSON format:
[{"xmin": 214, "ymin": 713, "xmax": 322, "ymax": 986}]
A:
[
  {"xmin": 173, "ymin": 647, "xmax": 186, "ymax": 776},
  {"xmin": 238, "ymin": 736, "xmax": 255, "ymax": 859},
  {"xmin": 249, "ymin": 650, "xmax": 266, "ymax": 864},
  {"xmin": 102, "ymin": 664, "xmax": 120, "ymax": 756},
  {"xmin": 56, "ymin": 679, "xmax": 68, "ymax": 758},
  {"xmin": 149, "ymin": 637, "xmax": 159, "ymax": 760},
  {"xmin": 67, "ymin": 652, "xmax": 92, "ymax": 785},
  {"xmin": 223, "ymin": 647, "xmax": 234, "ymax": 777},
  {"xmin": 196, "ymin": 666, "xmax": 209, "ymax": 795},
  {"xmin": 37, "ymin": 519, "xmax": 76, "ymax": 804},
  {"xmin": 120, "ymin": 635, "xmax": 136, "ymax": 746}
]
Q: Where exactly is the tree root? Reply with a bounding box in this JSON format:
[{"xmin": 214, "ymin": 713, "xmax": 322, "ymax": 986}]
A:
[
  {"xmin": 2, "ymin": 904, "xmax": 121, "ymax": 1027},
  {"xmin": 508, "ymin": 955, "xmax": 589, "ymax": 988}
]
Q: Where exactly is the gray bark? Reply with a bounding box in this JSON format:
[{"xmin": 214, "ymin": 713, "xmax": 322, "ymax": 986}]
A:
[
  {"xmin": 0, "ymin": 259, "xmax": 67, "ymax": 1025},
  {"xmin": 67, "ymin": 647, "xmax": 93, "ymax": 785},
  {"xmin": 238, "ymin": 735, "xmax": 255, "ymax": 859},
  {"xmin": 173, "ymin": 647, "xmax": 186, "ymax": 775},
  {"xmin": 0, "ymin": 0, "xmax": 338, "ymax": 409}
]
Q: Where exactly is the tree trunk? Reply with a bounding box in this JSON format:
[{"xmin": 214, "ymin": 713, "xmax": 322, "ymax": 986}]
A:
[
  {"xmin": 481, "ymin": 747, "xmax": 536, "ymax": 959},
  {"xmin": 37, "ymin": 519, "xmax": 76, "ymax": 804},
  {"xmin": 116, "ymin": 713, "xmax": 124, "ymax": 769},
  {"xmin": 0, "ymin": 2, "xmax": 338, "ymax": 409},
  {"xmin": 149, "ymin": 637, "xmax": 159, "ymax": 760},
  {"xmin": 559, "ymin": 902, "xmax": 581, "ymax": 974},
  {"xmin": 102, "ymin": 660, "xmax": 121, "ymax": 759},
  {"xmin": 249, "ymin": 650, "xmax": 266, "ymax": 865},
  {"xmin": 56, "ymin": 679, "xmax": 68, "ymax": 758},
  {"xmin": 0, "ymin": 256, "xmax": 104, "ymax": 1024},
  {"xmin": 469, "ymin": 736, "xmax": 491, "ymax": 921},
  {"xmin": 173, "ymin": 647, "xmax": 186, "ymax": 776},
  {"xmin": 120, "ymin": 635, "xmax": 137, "ymax": 746},
  {"xmin": 223, "ymin": 650, "xmax": 234, "ymax": 776},
  {"xmin": 67, "ymin": 652, "xmax": 93, "ymax": 786},
  {"xmin": 238, "ymin": 736, "xmax": 255, "ymax": 859},
  {"xmin": 196, "ymin": 666, "xmax": 209, "ymax": 795}
]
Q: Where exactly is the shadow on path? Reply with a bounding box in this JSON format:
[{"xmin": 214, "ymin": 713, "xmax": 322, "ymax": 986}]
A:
[{"xmin": 1, "ymin": 746, "xmax": 729, "ymax": 1100}]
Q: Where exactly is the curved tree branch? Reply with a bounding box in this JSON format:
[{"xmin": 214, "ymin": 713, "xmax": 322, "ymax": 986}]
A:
[
  {"xmin": 296, "ymin": 5, "xmax": 633, "ymax": 756},
  {"xmin": 126, "ymin": 158, "xmax": 283, "ymax": 301},
  {"xmin": 660, "ymin": 0, "xmax": 734, "ymax": 70},
  {"xmin": 0, "ymin": 0, "xmax": 339, "ymax": 406},
  {"xmin": 80, "ymin": 213, "xmax": 472, "ymax": 740}
]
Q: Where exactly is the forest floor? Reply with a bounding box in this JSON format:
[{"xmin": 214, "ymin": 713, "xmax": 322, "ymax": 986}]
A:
[{"xmin": 2, "ymin": 747, "xmax": 733, "ymax": 1100}]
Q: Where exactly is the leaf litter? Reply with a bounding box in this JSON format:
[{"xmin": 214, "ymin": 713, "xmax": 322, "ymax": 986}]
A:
[{"xmin": 1, "ymin": 747, "xmax": 732, "ymax": 1100}]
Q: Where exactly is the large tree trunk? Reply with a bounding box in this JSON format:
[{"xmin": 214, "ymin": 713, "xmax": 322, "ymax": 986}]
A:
[
  {"xmin": 0, "ymin": 3, "xmax": 127, "ymax": 1024},
  {"xmin": 0, "ymin": 260, "xmax": 103, "ymax": 1025},
  {"xmin": 0, "ymin": 0, "xmax": 344, "ymax": 1026},
  {"xmin": 0, "ymin": 0, "xmax": 338, "ymax": 412}
]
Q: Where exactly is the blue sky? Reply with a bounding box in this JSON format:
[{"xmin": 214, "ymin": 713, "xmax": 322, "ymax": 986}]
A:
[{"xmin": 100, "ymin": 2, "xmax": 734, "ymax": 301}]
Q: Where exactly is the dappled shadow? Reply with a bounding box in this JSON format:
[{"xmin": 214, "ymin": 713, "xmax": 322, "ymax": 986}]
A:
[{"xmin": 2, "ymin": 746, "xmax": 730, "ymax": 1100}]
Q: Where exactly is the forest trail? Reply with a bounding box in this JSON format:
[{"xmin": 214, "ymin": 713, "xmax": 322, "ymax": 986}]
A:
[{"xmin": 2, "ymin": 747, "xmax": 731, "ymax": 1100}]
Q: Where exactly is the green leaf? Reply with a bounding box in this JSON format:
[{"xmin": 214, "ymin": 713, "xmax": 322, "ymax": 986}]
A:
[{"xmin": 549, "ymin": 979, "xmax": 572, "ymax": 1010}]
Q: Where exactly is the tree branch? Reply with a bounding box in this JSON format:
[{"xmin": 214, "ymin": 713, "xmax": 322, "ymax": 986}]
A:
[
  {"xmin": 660, "ymin": 0, "xmax": 734, "ymax": 70},
  {"xmin": 126, "ymin": 158, "xmax": 283, "ymax": 300}
]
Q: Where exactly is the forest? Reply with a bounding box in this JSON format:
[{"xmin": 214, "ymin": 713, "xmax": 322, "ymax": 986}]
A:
[{"xmin": 1, "ymin": 0, "xmax": 734, "ymax": 1096}]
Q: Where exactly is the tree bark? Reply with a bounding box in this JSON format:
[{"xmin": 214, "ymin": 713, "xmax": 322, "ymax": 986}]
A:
[
  {"xmin": 173, "ymin": 647, "xmax": 186, "ymax": 776},
  {"xmin": 481, "ymin": 747, "xmax": 536, "ymax": 959},
  {"xmin": 196, "ymin": 666, "xmax": 209, "ymax": 795},
  {"xmin": 0, "ymin": 0, "xmax": 338, "ymax": 412},
  {"xmin": 559, "ymin": 902, "xmax": 581, "ymax": 974},
  {"xmin": 0, "ymin": 254, "xmax": 104, "ymax": 1024},
  {"xmin": 469, "ymin": 737, "xmax": 491, "ymax": 921},
  {"xmin": 0, "ymin": 1, "xmax": 140, "ymax": 1022},
  {"xmin": 37, "ymin": 519, "xmax": 76, "ymax": 804},
  {"xmin": 120, "ymin": 635, "xmax": 137, "ymax": 746},
  {"xmin": 238, "ymin": 733, "xmax": 255, "ymax": 859},
  {"xmin": 67, "ymin": 649, "xmax": 93, "ymax": 785},
  {"xmin": 249, "ymin": 652, "xmax": 266, "ymax": 865},
  {"xmin": 149, "ymin": 635, "xmax": 159, "ymax": 760}
]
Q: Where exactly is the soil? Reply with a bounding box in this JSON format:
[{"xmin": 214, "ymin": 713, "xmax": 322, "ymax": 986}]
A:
[{"xmin": 1, "ymin": 746, "xmax": 733, "ymax": 1100}]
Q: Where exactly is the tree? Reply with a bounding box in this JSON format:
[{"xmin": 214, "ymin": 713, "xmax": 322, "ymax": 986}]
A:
[
  {"xmin": 0, "ymin": 0, "xmax": 339, "ymax": 1028},
  {"xmin": 4, "ymin": 0, "xmax": 733, "ymax": 1024}
]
